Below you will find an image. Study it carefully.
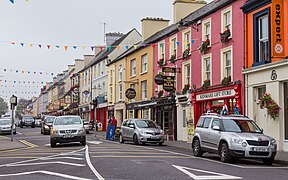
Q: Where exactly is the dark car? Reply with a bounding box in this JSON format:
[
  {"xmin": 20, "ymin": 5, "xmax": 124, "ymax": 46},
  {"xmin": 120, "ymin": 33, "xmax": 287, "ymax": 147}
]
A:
[
  {"xmin": 41, "ymin": 116, "xmax": 56, "ymax": 135},
  {"xmin": 20, "ymin": 115, "xmax": 35, "ymax": 128}
]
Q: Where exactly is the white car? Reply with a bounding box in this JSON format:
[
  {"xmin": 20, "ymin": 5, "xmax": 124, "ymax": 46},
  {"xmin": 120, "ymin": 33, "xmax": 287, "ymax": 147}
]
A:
[{"xmin": 0, "ymin": 118, "xmax": 16, "ymax": 135}]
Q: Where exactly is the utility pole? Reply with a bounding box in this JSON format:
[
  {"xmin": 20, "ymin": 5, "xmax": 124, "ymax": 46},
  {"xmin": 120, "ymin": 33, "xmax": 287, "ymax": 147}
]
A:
[{"xmin": 10, "ymin": 95, "xmax": 17, "ymax": 142}]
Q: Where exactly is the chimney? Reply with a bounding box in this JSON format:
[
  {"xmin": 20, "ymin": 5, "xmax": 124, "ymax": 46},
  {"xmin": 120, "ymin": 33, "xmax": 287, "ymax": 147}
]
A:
[
  {"xmin": 105, "ymin": 32, "xmax": 124, "ymax": 46},
  {"xmin": 83, "ymin": 55, "xmax": 94, "ymax": 67},
  {"xmin": 74, "ymin": 59, "xmax": 84, "ymax": 73},
  {"xmin": 173, "ymin": 0, "xmax": 206, "ymax": 23},
  {"xmin": 141, "ymin": 17, "xmax": 169, "ymax": 41}
]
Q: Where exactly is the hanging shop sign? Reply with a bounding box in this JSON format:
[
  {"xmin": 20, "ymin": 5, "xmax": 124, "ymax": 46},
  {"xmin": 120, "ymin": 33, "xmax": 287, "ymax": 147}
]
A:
[
  {"xmin": 196, "ymin": 89, "xmax": 235, "ymax": 101},
  {"xmin": 162, "ymin": 67, "xmax": 177, "ymax": 73},
  {"xmin": 125, "ymin": 88, "xmax": 136, "ymax": 99},
  {"xmin": 163, "ymin": 76, "xmax": 175, "ymax": 92},
  {"xmin": 154, "ymin": 74, "xmax": 164, "ymax": 85},
  {"xmin": 272, "ymin": 0, "xmax": 285, "ymax": 58}
]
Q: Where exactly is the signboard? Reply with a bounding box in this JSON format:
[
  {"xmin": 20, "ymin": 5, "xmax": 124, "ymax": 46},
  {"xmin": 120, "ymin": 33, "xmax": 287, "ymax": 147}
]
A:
[
  {"xmin": 125, "ymin": 88, "xmax": 136, "ymax": 99},
  {"xmin": 154, "ymin": 74, "xmax": 164, "ymax": 85},
  {"xmin": 196, "ymin": 89, "xmax": 235, "ymax": 101},
  {"xmin": 162, "ymin": 67, "xmax": 177, "ymax": 73},
  {"xmin": 272, "ymin": 0, "xmax": 285, "ymax": 58},
  {"xmin": 163, "ymin": 76, "xmax": 175, "ymax": 92}
]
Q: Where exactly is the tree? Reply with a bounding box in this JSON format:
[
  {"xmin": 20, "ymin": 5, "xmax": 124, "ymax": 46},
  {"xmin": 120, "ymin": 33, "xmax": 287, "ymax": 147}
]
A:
[
  {"xmin": 15, "ymin": 98, "xmax": 31, "ymax": 119},
  {"xmin": 0, "ymin": 97, "xmax": 8, "ymax": 116}
]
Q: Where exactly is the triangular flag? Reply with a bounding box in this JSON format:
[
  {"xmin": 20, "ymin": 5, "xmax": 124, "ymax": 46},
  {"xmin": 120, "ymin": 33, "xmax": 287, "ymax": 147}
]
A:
[
  {"xmin": 73, "ymin": 46, "xmax": 77, "ymax": 49},
  {"xmin": 64, "ymin": 46, "xmax": 68, "ymax": 51},
  {"xmin": 29, "ymin": 44, "xmax": 33, "ymax": 47},
  {"xmin": 51, "ymin": 73, "xmax": 54, "ymax": 76},
  {"xmin": 108, "ymin": 46, "xmax": 111, "ymax": 51},
  {"xmin": 16, "ymin": 70, "xmax": 18, "ymax": 73},
  {"xmin": 159, "ymin": 44, "xmax": 163, "ymax": 48},
  {"xmin": 47, "ymin": 45, "xmax": 51, "ymax": 49},
  {"xmin": 151, "ymin": 44, "xmax": 155, "ymax": 48},
  {"xmin": 11, "ymin": 42, "xmax": 15, "ymax": 45},
  {"xmin": 191, "ymin": 40, "xmax": 195, "ymax": 44},
  {"xmin": 125, "ymin": 46, "xmax": 129, "ymax": 49},
  {"xmin": 10, "ymin": 0, "xmax": 14, "ymax": 4},
  {"xmin": 38, "ymin": 44, "xmax": 42, "ymax": 48},
  {"xmin": 82, "ymin": 46, "xmax": 86, "ymax": 49},
  {"xmin": 176, "ymin": 42, "xmax": 180, "ymax": 46},
  {"xmin": 117, "ymin": 46, "xmax": 120, "ymax": 50},
  {"xmin": 168, "ymin": 42, "xmax": 171, "ymax": 47},
  {"xmin": 20, "ymin": 43, "xmax": 24, "ymax": 47},
  {"xmin": 91, "ymin": 46, "xmax": 95, "ymax": 51},
  {"xmin": 56, "ymin": 45, "xmax": 60, "ymax": 48},
  {"xmin": 134, "ymin": 45, "xmax": 137, "ymax": 49}
]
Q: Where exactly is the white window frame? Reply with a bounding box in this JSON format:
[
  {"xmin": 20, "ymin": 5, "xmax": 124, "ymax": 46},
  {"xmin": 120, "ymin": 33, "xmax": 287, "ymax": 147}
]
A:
[
  {"xmin": 220, "ymin": 46, "xmax": 233, "ymax": 81},
  {"xmin": 141, "ymin": 54, "xmax": 148, "ymax": 74},
  {"xmin": 258, "ymin": 15, "xmax": 269, "ymax": 63},
  {"xmin": 202, "ymin": 53, "xmax": 212, "ymax": 84},
  {"xmin": 170, "ymin": 36, "xmax": 177, "ymax": 57},
  {"xmin": 141, "ymin": 80, "xmax": 147, "ymax": 100},
  {"xmin": 118, "ymin": 83, "xmax": 123, "ymax": 101},
  {"xmin": 182, "ymin": 28, "xmax": 191, "ymax": 52},
  {"xmin": 119, "ymin": 64, "xmax": 123, "ymax": 82},
  {"xmin": 158, "ymin": 41, "xmax": 165, "ymax": 60},
  {"xmin": 131, "ymin": 59, "xmax": 136, "ymax": 77},
  {"xmin": 182, "ymin": 61, "xmax": 191, "ymax": 87},
  {"xmin": 202, "ymin": 18, "xmax": 211, "ymax": 43},
  {"xmin": 221, "ymin": 6, "xmax": 233, "ymax": 38}
]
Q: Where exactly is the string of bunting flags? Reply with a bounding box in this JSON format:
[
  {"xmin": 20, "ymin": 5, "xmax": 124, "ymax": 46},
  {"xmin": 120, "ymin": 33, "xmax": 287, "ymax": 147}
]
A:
[
  {"xmin": 0, "ymin": 68, "xmax": 54, "ymax": 76},
  {"xmin": 0, "ymin": 80, "xmax": 45, "ymax": 84},
  {"xmin": 9, "ymin": 0, "xmax": 29, "ymax": 4}
]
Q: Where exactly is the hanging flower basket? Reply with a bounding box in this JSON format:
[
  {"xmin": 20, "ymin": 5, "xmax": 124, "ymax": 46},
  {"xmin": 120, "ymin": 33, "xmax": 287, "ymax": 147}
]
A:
[
  {"xmin": 199, "ymin": 39, "xmax": 210, "ymax": 54},
  {"xmin": 200, "ymin": 79, "xmax": 210, "ymax": 90},
  {"xmin": 182, "ymin": 48, "xmax": 190, "ymax": 59},
  {"xmin": 158, "ymin": 58, "xmax": 165, "ymax": 67},
  {"xmin": 158, "ymin": 90, "xmax": 164, "ymax": 98},
  {"xmin": 220, "ymin": 29, "xmax": 231, "ymax": 42},
  {"xmin": 182, "ymin": 84, "xmax": 190, "ymax": 94},
  {"xmin": 221, "ymin": 76, "xmax": 231, "ymax": 86},
  {"xmin": 170, "ymin": 54, "xmax": 176, "ymax": 63},
  {"xmin": 259, "ymin": 92, "xmax": 281, "ymax": 120}
]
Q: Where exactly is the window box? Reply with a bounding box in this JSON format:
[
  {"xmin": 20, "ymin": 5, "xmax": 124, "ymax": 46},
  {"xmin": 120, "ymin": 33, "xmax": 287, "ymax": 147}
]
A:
[
  {"xmin": 199, "ymin": 39, "xmax": 210, "ymax": 54},
  {"xmin": 221, "ymin": 75, "xmax": 231, "ymax": 86},
  {"xmin": 182, "ymin": 49, "xmax": 190, "ymax": 59},
  {"xmin": 220, "ymin": 28, "xmax": 231, "ymax": 43},
  {"xmin": 182, "ymin": 84, "xmax": 190, "ymax": 94},
  {"xmin": 170, "ymin": 54, "xmax": 176, "ymax": 63},
  {"xmin": 158, "ymin": 58, "xmax": 165, "ymax": 67},
  {"xmin": 200, "ymin": 79, "xmax": 210, "ymax": 90},
  {"xmin": 158, "ymin": 90, "xmax": 164, "ymax": 98}
]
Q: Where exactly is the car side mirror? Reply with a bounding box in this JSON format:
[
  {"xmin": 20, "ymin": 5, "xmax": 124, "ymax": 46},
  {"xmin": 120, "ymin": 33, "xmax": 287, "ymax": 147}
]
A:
[
  {"xmin": 212, "ymin": 125, "xmax": 220, "ymax": 131},
  {"xmin": 129, "ymin": 124, "xmax": 135, "ymax": 129},
  {"xmin": 260, "ymin": 128, "xmax": 264, "ymax": 133}
]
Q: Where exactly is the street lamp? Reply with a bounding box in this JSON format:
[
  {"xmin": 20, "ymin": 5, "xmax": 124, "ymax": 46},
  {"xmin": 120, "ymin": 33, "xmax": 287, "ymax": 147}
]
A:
[{"xmin": 10, "ymin": 95, "xmax": 17, "ymax": 142}]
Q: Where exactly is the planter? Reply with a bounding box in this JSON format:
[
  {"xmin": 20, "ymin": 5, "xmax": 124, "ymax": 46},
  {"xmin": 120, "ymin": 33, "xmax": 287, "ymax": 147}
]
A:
[
  {"xmin": 199, "ymin": 39, "xmax": 210, "ymax": 54},
  {"xmin": 170, "ymin": 54, "xmax": 176, "ymax": 63},
  {"xmin": 158, "ymin": 90, "xmax": 164, "ymax": 98},
  {"xmin": 182, "ymin": 49, "xmax": 190, "ymax": 59},
  {"xmin": 182, "ymin": 84, "xmax": 190, "ymax": 94},
  {"xmin": 220, "ymin": 29, "xmax": 231, "ymax": 42},
  {"xmin": 158, "ymin": 58, "xmax": 165, "ymax": 67},
  {"xmin": 200, "ymin": 79, "xmax": 210, "ymax": 90},
  {"xmin": 259, "ymin": 92, "xmax": 281, "ymax": 120},
  {"xmin": 221, "ymin": 76, "xmax": 231, "ymax": 86}
]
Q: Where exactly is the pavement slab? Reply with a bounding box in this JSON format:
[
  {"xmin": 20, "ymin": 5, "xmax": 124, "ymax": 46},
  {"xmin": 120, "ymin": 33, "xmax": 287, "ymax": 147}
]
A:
[{"xmin": 0, "ymin": 136, "xmax": 27, "ymax": 152}]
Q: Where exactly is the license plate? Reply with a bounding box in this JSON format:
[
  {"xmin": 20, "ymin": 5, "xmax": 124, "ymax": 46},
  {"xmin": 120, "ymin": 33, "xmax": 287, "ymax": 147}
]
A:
[
  {"xmin": 63, "ymin": 134, "xmax": 74, "ymax": 138},
  {"xmin": 151, "ymin": 136, "xmax": 159, "ymax": 139},
  {"xmin": 252, "ymin": 147, "xmax": 268, "ymax": 152}
]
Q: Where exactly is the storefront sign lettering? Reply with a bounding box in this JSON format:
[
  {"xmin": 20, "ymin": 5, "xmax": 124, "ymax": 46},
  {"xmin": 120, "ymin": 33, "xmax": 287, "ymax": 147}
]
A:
[
  {"xmin": 163, "ymin": 76, "xmax": 175, "ymax": 92},
  {"xmin": 272, "ymin": 0, "xmax": 285, "ymax": 57},
  {"xmin": 271, "ymin": 70, "xmax": 278, "ymax": 81},
  {"xmin": 162, "ymin": 67, "xmax": 177, "ymax": 73},
  {"xmin": 196, "ymin": 89, "xmax": 236, "ymax": 101},
  {"xmin": 125, "ymin": 88, "xmax": 136, "ymax": 99}
]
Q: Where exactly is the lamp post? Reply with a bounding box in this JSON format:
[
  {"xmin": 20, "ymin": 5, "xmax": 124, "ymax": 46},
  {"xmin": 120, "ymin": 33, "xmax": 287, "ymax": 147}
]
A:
[{"xmin": 10, "ymin": 95, "xmax": 17, "ymax": 142}]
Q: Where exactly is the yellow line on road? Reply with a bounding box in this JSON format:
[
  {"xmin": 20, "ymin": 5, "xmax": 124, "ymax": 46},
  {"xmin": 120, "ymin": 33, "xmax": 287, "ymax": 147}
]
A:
[
  {"xmin": 92, "ymin": 155, "xmax": 193, "ymax": 158},
  {"xmin": 0, "ymin": 156, "xmax": 41, "ymax": 159},
  {"xmin": 19, "ymin": 140, "xmax": 38, "ymax": 148},
  {"xmin": 0, "ymin": 147, "xmax": 34, "ymax": 153}
]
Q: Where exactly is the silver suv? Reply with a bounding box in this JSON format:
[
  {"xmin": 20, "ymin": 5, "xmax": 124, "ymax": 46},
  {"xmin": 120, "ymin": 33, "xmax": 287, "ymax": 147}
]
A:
[
  {"xmin": 192, "ymin": 113, "xmax": 277, "ymax": 165},
  {"xmin": 119, "ymin": 119, "xmax": 165, "ymax": 145}
]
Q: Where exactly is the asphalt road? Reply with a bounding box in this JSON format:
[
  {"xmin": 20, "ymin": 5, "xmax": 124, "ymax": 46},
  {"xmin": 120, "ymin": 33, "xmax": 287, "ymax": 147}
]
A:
[{"xmin": 0, "ymin": 127, "xmax": 288, "ymax": 180}]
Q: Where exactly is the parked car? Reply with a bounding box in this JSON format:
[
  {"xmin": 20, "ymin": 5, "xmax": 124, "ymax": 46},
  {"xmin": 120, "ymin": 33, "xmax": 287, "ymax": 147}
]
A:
[
  {"xmin": 41, "ymin": 116, "xmax": 56, "ymax": 135},
  {"xmin": 119, "ymin": 119, "xmax": 165, "ymax": 145},
  {"xmin": 192, "ymin": 113, "xmax": 277, "ymax": 165},
  {"xmin": 83, "ymin": 120, "xmax": 90, "ymax": 134},
  {"xmin": 50, "ymin": 116, "xmax": 86, "ymax": 147},
  {"xmin": 20, "ymin": 115, "xmax": 35, "ymax": 128},
  {"xmin": 0, "ymin": 118, "xmax": 16, "ymax": 135},
  {"xmin": 35, "ymin": 119, "xmax": 42, "ymax": 127}
]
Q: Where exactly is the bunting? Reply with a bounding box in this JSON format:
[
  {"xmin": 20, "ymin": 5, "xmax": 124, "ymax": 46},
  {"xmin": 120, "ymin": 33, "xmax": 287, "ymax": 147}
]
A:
[{"xmin": 0, "ymin": 68, "xmax": 54, "ymax": 76}]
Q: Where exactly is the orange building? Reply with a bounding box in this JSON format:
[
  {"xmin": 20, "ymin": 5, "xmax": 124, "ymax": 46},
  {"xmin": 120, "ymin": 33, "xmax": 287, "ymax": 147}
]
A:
[{"xmin": 242, "ymin": 0, "xmax": 288, "ymax": 151}]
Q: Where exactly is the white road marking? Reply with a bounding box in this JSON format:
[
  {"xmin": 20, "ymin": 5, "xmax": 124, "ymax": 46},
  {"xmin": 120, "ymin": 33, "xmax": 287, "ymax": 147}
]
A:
[
  {"xmin": 87, "ymin": 141, "xmax": 102, "ymax": 145},
  {"xmin": 16, "ymin": 132, "xmax": 22, "ymax": 135},
  {"xmin": 173, "ymin": 165, "xmax": 242, "ymax": 180},
  {"xmin": 85, "ymin": 145, "xmax": 105, "ymax": 180},
  {"xmin": 6, "ymin": 161, "xmax": 86, "ymax": 167},
  {"xmin": 42, "ymin": 157, "xmax": 84, "ymax": 160},
  {"xmin": 0, "ymin": 170, "xmax": 92, "ymax": 180}
]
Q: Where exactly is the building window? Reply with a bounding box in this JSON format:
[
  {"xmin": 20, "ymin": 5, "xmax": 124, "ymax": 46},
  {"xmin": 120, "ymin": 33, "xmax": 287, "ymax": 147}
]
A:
[
  {"xmin": 129, "ymin": 111, "xmax": 134, "ymax": 118},
  {"xmin": 141, "ymin": 54, "xmax": 148, "ymax": 73},
  {"xmin": 130, "ymin": 84, "xmax": 136, "ymax": 102},
  {"xmin": 253, "ymin": 8, "xmax": 270, "ymax": 66},
  {"xmin": 202, "ymin": 56, "xmax": 211, "ymax": 81},
  {"xmin": 143, "ymin": 109, "xmax": 149, "ymax": 119},
  {"xmin": 110, "ymin": 87, "xmax": 113, "ymax": 102},
  {"xmin": 202, "ymin": 19, "xmax": 211, "ymax": 41},
  {"xmin": 141, "ymin": 80, "xmax": 147, "ymax": 100},
  {"xmin": 171, "ymin": 38, "xmax": 177, "ymax": 56},
  {"xmin": 182, "ymin": 63, "xmax": 191, "ymax": 86},
  {"xmin": 257, "ymin": 86, "xmax": 266, "ymax": 100},
  {"xmin": 221, "ymin": 47, "xmax": 232, "ymax": 79},
  {"xmin": 119, "ymin": 84, "xmax": 123, "ymax": 101},
  {"xmin": 184, "ymin": 31, "xmax": 191, "ymax": 50},
  {"xmin": 159, "ymin": 42, "xmax": 165, "ymax": 59},
  {"xmin": 119, "ymin": 64, "xmax": 122, "ymax": 81},
  {"xmin": 222, "ymin": 7, "xmax": 232, "ymax": 33},
  {"xmin": 131, "ymin": 59, "xmax": 136, "ymax": 77},
  {"xmin": 110, "ymin": 70, "xmax": 113, "ymax": 83}
]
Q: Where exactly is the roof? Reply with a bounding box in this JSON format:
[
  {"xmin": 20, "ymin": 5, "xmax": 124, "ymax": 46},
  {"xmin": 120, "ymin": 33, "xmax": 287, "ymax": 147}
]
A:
[{"xmin": 241, "ymin": 0, "xmax": 271, "ymax": 13}]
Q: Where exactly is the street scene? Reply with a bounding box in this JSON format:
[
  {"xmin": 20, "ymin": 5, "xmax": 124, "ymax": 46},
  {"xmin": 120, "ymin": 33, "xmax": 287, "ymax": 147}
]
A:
[{"xmin": 1, "ymin": 0, "xmax": 288, "ymax": 179}]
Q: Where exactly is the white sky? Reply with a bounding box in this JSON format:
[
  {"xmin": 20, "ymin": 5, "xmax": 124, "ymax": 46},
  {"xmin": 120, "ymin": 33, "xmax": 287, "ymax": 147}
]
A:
[{"xmin": 0, "ymin": 0, "xmax": 212, "ymax": 102}]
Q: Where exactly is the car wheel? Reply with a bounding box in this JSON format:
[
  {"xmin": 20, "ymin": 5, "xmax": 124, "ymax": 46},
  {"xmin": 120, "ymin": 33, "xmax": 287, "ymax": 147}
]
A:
[
  {"xmin": 81, "ymin": 138, "xmax": 86, "ymax": 146},
  {"xmin": 20, "ymin": 124, "xmax": 23, "ymax": 128},
  {"xmin": 50, "ymin": 139, "xmax": 56, "ymax": 148},
  {"xmin": 262, "ymin": 157, "xmax": 274, "ymax": 165},
  {"xmin": 133, "ymin": 134, "xmax": 139, "ymax": 145},
  {"xmin": 158, "ymin": 142, "xmax": 163, "ymax": 146},
  {"xmin": 219, "ymin": 143, "xmax": 232, "ymax": 163},
  {"xmin": 192, "ymin": 138, "xmax": 203, "ymax": 157},
  {"xmin": 86, "ymin": 131, "xmax": 89, "ymax": 134},
  {"xmin": 119, "ymin": 134, "xmax": 124, "ymax": 143},
  {"xmin": 41, "ymin": 128, "xmax": 43, "ymax": 134}
]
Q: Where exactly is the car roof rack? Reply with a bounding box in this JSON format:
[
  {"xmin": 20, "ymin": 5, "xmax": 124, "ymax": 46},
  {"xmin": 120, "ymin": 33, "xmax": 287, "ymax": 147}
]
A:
[
  {"xmin": 202, "ymin": 113, "xmax": 221, "ymax": 116},
  {"xmin": 228, "ymin": 114, "xmax": 250, "ymax": 118}
]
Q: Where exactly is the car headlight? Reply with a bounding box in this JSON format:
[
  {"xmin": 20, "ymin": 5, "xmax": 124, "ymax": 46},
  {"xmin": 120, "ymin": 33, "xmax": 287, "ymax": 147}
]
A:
[
  {"xmin": 78, "ymin": 128, "xmax": 85, "ymax": 133},
  {"xmin": 44, "ymin": 125, "xmax": 49, "ymax": 129},
  {"xmin": 271, "ymin": 139, "xmax": 277, "ymax": 145},
  {"xmin": 51, "ymin": 128, "xmax": 58, "ymax": 134},
  {"xmin": 139, "ymin": 130, "xmax": 146, "ymax": 135},
  {"xmin": 231, "ymin": 137, "xmax": 243, "ymax": 144},
  {"xmin": 160, "ymin": 130, "xmax": 164, "ymax": 135}
]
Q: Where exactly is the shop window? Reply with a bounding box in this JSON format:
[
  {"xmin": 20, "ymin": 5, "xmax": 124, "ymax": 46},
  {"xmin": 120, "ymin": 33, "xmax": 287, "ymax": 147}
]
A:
[
  {"xmin": 203, "ymin": 117, "xmax": 212, "ymax": 128},
  {"xmin": 129, "ymin": 111, "xmax": 134, "ymax": 119},
  {"xmin": 253, "ymin": 8, "xmax": 270, "ymax": 66},
  {"xmin": 257, "ymin": 86, "xmax": 266, "ymax": 100}
]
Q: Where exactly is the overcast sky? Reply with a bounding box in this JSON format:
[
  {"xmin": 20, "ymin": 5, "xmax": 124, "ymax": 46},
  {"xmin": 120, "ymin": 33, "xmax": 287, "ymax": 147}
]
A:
[{"xmin": 0, "ymin": 0, "xmax": 212, "ymax": 102}]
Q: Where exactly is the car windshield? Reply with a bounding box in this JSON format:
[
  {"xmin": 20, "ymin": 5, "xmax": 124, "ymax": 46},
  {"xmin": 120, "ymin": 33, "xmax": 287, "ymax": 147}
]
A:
[
  {"xmin": 0, "ymin": 119, "xmax": 11, "ymax": 125},
  {"xmin": 223, "ymin": 119, "xmax": 262, "ymax": 133},
  {"xmin": 135, "ymin": 120, "xmax": 157, "ymax": 128},
  {"xmin": 45, "ymin": 117, "xmax": 55, "ymax": 123},
  {"xmin": 54, "ymin": 117, "xmax": 82, "ymax": 125}
]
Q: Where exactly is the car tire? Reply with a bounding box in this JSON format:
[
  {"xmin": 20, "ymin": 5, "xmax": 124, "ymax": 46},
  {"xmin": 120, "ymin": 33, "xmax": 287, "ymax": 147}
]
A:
[
  {"xmin": 192, "ymin": 138, "xmax": 203, "ymax": 157},
  {"xmin": 133, "ymin": 134, "xmax": 139, "ymax": 145},
  {"xmin": 81, "ymin": 138, "xmax": 86, "ymax": 146},
  {"xmin": 262, "ymin": 157, "xmax": 274, "ymax": 165},
  {"xmin": 20, "ymin": 124, "xmax": 23, "ymax": 128},
  {"xmin": 41, "ymin": 128, "xmax": 43, "ymax": 134},
  {"xmin": 86, "ymin": 131, "xmax": 89, "ymax": 134},
  {"xmin": 219, "ymin": 143, "xmax": 232, "ymax": 163},
  {"xmin": 50, "ymin": 139, "xmax": 56, "ymax": 148},
  {"xmin": 119, "ymin": 134, "xmax": 124, "ymax": 143},
  {"xmin": 158, "ymin": 142, "xmax": 163, "ymax": 146}
]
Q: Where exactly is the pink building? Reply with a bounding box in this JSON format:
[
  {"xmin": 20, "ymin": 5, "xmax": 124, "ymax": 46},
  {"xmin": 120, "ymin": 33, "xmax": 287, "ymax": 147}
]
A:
[{"xmin": 146, "ymin": 0, "xmax": 246, "ymax": 141}]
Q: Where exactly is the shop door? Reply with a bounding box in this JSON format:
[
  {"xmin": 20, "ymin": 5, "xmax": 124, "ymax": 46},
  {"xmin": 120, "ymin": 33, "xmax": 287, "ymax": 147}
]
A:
[
  {"xmin": 284, "ymin": 82, "xmax": 288, "ymax": 141},
  {"xmin": 182, "ymin": 109, "xmax": 188, "ymax": 141},
  {"xmin": 163, "ymin": 111, "xmax": 173, "ymax": 137}
]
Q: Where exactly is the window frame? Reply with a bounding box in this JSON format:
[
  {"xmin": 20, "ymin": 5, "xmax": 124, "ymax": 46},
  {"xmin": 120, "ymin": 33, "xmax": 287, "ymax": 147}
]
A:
[
  {"xmin": 119, "ymin": 64, "xmax": 123, "ymax": 82},
  {"xmin": 253, "ymin": 8, "xmax": 271, "ymax": 67},
  {"xmin": 118, "ymin": 83, "xmax": 123, "ymax": 101},
  {"xmin": 220, "ymin": 46, "xmax": 233, "ymax": 81},
  {"xmin": 158, "ymin": 41, "xmax": 165, "ymax": 60},
  {"xmin": 182, "ymin": 28, "xmax": 191, "ymax": 52},
  {"xmin": 130, "ymin": 59, "xmax": 136, "ymax": 77},
  {"xmin": 182, "ymin": 61, "xmax": 191, "ymax": 87},
  {"xmin": 202, "ymin": 53, "xmax": 212, "ymax": 84},
  {"xmin": 221, "ymin": 6, "xmax": 233, "ymax": 38},
  {"xmin": 141, "ymin": 80, "xmax": 147, "ymax": 100},
  {"xmin": 170, "ymin": 36, "xmax": 177, "ymax": 57},
  {"xmin": 141, "ymin": 54, "xmax": 148, "ymax": 74},
  {"xmin": 203, "ymin": 117, "xmax": 212, "ymax": 129},
  {"xmin": 202, "ymin": 18, "xmax": 211, "ymax": 42}
]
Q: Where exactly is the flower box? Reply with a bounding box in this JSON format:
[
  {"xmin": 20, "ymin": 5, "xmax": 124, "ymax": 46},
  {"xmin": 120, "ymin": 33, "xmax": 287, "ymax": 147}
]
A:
[
  {"xmin": 158, "ymin": 90, "xmax": 164, "ymax": 98},
  {"xmin": 199, "ymin": 39, "xmax": 210, "ymax": 54},
  {"xmin": 182, "ymin": 84, "xmax": 190, "ymax": 94},
  {"xmin": 220, "ymin": 29, "xmax": 231, "ymax": 42},
  {"xmin": 170, "ymin": 54, "xmax": 176, "ymax": 63},
  {"xmin": 200, "ymin": 79, "xmax": 210, "ymax": 90},
  {"xmin": 182, "ymin": 48, "xmax": 190, "ymax": 59},
  {"xmin": 221, "ymin": 76, "xmax": 231, "ymax": 86},
  {"xmin": 158, "ymin": 58, "xmax": 165, "ymax": 67}
]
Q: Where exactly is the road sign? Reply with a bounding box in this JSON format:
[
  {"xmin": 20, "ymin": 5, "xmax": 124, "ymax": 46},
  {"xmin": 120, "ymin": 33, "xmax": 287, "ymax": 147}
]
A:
[
  {"xmin": 163, "ymin": 76, "xmax": 175, "ymax": 92},
  {"xmin": 154, "ymin": 74, "xmax": 164, "ymax": 85},
  {"xmin": 125, "ymin": 88, "xmax": 136, "ymax": 99}
]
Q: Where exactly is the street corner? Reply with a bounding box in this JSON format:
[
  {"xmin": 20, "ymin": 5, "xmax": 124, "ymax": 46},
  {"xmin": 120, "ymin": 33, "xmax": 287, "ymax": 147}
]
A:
[{"xmin": 0, "ymin": 138, "xmax": 34, "ymax": 152}]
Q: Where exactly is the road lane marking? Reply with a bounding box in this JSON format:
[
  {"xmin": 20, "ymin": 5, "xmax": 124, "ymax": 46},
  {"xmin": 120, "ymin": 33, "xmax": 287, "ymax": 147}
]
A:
[
  {"xmin": 0, "ymin": 170, "xmax": 92, "ymax": 180},
  {"xmin": 16, "ymin": 132, "xmax": 22, "ymax": 135},
  {"xmin": 7, "ymin": 161, "xmax": 86, "ymax": 167},
  {"xmin": 85, "ymin": 145, "xmax": 105, "ymax": 180},
  {"xmin": 173, "ymin": 165, "xmax": 242, "ymax": 180},
  {"xmin": 87, "ymin": 141, "xmax": 102, "ymax": 145},
  {"xmin": 19, "ymin": 140, "xmax": 38, "ymax": 148},
  {"xmin": 92, "ymin": 155, "xmax": 193, "ymax": 158},
  {"xmin": 90, "ymin": 152, "xmax": 169, "ymax": 154},
  {"xmin": 42, "ymin": 157, "xmax": 84, "ymax": 160}
]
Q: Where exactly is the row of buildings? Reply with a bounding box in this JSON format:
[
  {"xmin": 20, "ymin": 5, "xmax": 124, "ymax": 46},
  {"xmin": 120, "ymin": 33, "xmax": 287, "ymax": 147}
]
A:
[{"xmin": 31, "ymin": 0, "xmax": 288, "ymax": 151}]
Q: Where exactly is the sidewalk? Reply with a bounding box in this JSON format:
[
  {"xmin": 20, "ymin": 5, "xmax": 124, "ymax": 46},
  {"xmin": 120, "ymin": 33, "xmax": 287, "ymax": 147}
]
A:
[
  {"xmin": 94, "ymin": 131, "xmax": 288, "ymax": 165},
  {"xmin": 0, "ymin": 136, "xmax": 27, "ymax": 151}
]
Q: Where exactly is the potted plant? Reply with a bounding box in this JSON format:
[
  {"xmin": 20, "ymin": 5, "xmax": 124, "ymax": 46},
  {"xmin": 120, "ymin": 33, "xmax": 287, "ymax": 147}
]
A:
[
  {"xmin": 220, "ymin": 27, "xmax": 231, "ymax": 42},
  {"xmin": 170, "ymin": 54, "xmax": 176, "ymax": 63},
  {"xmin": 221, "ymin": 76, "xmax": 231, "ymax": 86},
  {"xmin": 158, "ymin": 58, "xmax": 165, "ymax": 67},
  {"xmin": 259, "ymin": 92, "xmax": 281, "ymax": 120},
  {"xmin": 182, "ymin": 84, "xmax": 190, "ymax": 94},
  {"xmin": 199, "ymin": 39, "xmax": 210, "ymax": 54},
  {"xmin": 182, "ymin": 48, "xmax": 190, "ymax": 59},
  {"xmin": 158, "ymin": 90, "xmax": 164, "ymax": 98},
  {"xmin": 200, "ymin": 79, "xmax": 210, "ymax": 90}
]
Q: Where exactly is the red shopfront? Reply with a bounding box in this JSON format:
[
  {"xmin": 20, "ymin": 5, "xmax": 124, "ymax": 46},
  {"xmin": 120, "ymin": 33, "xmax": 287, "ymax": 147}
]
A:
[
  {"xmin": 90, "ymin": 103, "xmax": 108, "ymax": 131},
  {"xmin": 192, "ymin": 83, "xmax": 242, "ymax": 128}
]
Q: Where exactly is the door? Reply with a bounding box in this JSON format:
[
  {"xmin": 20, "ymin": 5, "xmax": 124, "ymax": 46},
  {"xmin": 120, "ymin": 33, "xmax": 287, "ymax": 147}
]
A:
[
  {"xmin": 121, "ymin": 120, "xmax": 129, "ymax": 139},
  {"xmin": 284, "ymin": 82, "xmax": 288, "ymax": 142},
  {"xmin": 207, "ymin": 118, "xmax": 222, "ymax": 151},
  {"xmin": 200, "ymin": 117, "xmax": 212, "ymax": 148},
  {"xmin": 182, "ymin": 109, "xmax": 188, "ymax": 141},
  {"xmin": 127, "ymin": 120, "xmax": 135, "ymax": 140}
]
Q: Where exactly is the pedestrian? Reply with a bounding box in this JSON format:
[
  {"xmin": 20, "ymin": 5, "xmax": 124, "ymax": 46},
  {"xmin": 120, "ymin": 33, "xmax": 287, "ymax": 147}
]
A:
[
  {"xmin": 111, "ymin": 116, "xmax": 117, "ymax": 128},
  {"xmin": 221, "ymin": 104, "xmax": 228, "ymax": 115}
]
